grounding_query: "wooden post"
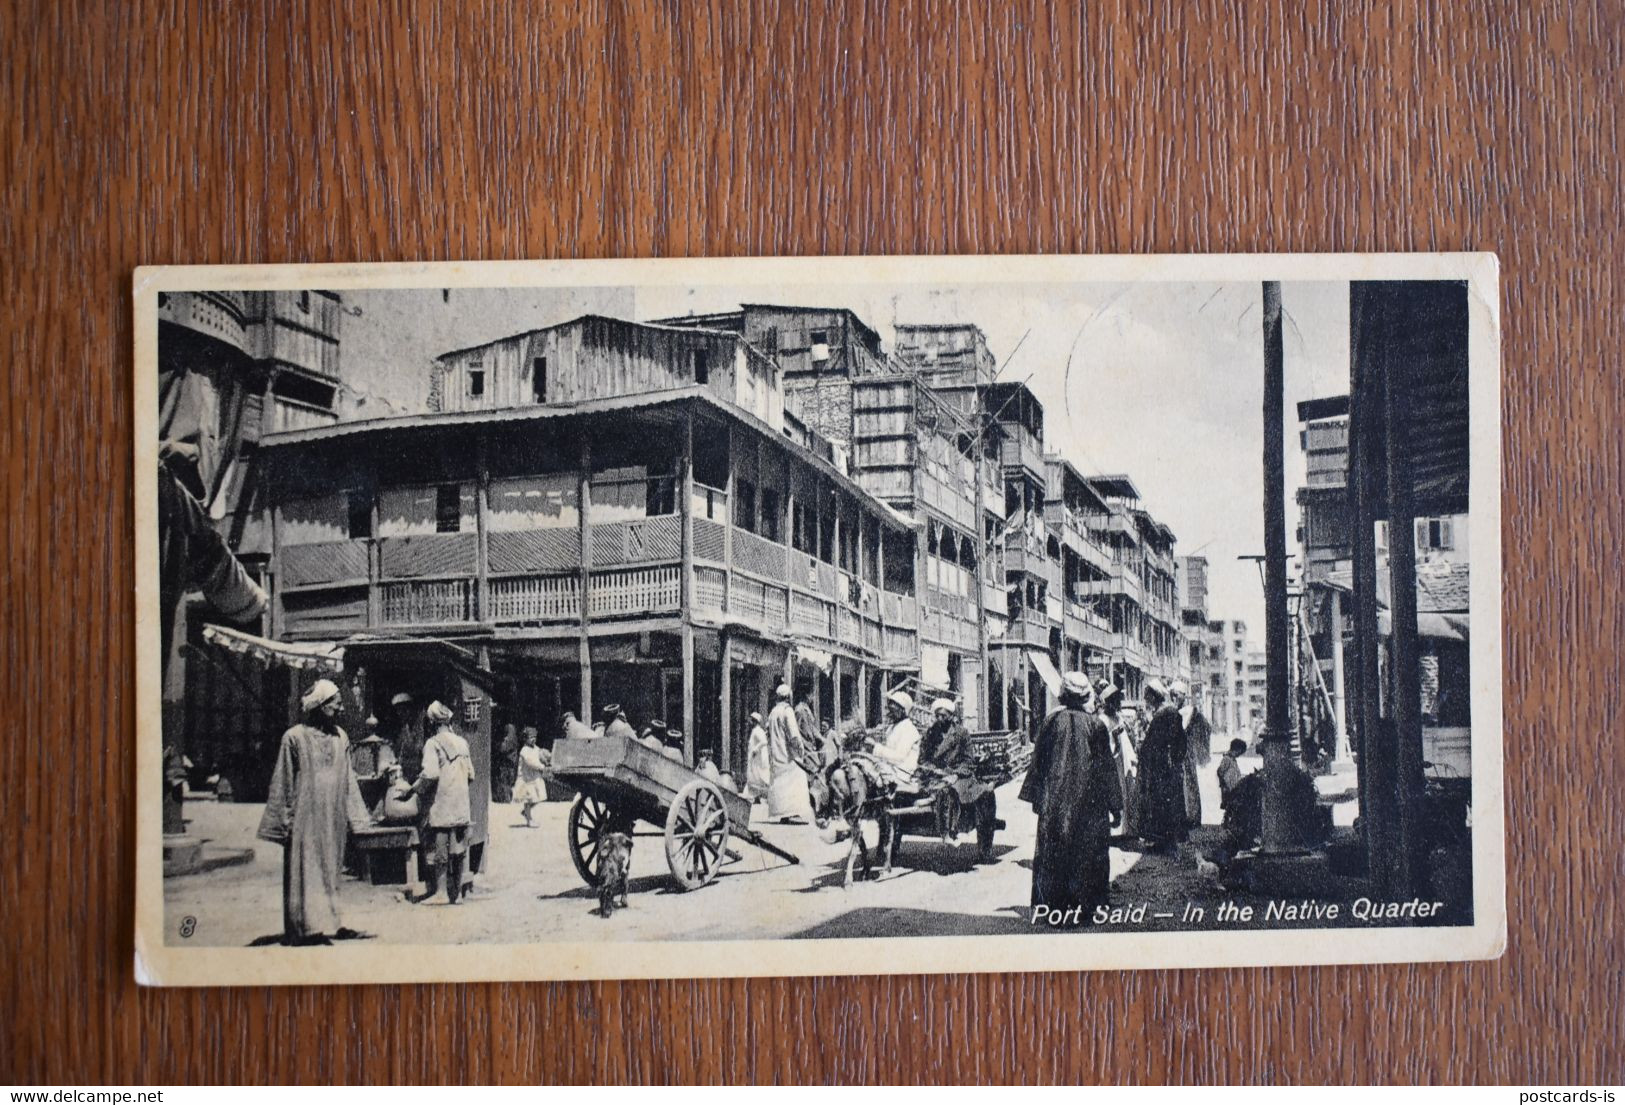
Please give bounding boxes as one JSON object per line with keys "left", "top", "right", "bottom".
{"left": 1259, "top": 280, "right": 1298, "bottom": 853}
{"left": 578, "top": 431, "right": 593, "bottom": 719}
{"left": 1328, "top": 586, "right": 1350, "bottom": 763}
{"left": 681, "top": 408, "right": 697, "bottom": 763}
{"left": 719, "top": 631, "right": 732, "bottom": 773}
{"left": 1384, "top": 339, "right": 1424, "bottom": 898}
{"left": 268, "top": 503, "right": 283, "bottom": 639}
{"left": 367, "top": 476, "right": 381, "bottom": 628}
{"left": 723, "top": 422, "right": 735, "bottom": 615}
{"left": 475, "top": 434, "right": 490, "bottom": 624}
{"left": 1350, "top": 285, "right": 1390, "bottom": 886}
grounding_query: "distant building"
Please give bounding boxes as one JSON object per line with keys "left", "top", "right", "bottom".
{"left": 1207, "top": 618, "right": 1251, "bottom": 736}
{"left": 1178, "top": 555, "right": 1214, "bottom": 705}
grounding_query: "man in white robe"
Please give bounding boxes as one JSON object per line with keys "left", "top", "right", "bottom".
{"left": 256, "top": 679, "right": 373, "bottom": 945}
{"left": 766, "top": 684, "right": 811, "bottom": 822}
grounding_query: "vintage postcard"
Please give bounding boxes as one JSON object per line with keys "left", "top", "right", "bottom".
{"left": 133, "top": 253, "right": 1503, "bottom": 985}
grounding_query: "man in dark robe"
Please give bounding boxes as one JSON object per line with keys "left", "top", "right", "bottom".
{"left": 256, "top": 679, "right": 373, "bottom": 944}
{"left": 1137, "top": 680, "right": 1189, "bottom": 851}
{"left": 1018, "top": 673, "right": 1123, "bottom": 919}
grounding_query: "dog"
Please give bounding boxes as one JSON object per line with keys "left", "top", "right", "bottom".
{"left": 596, "top": 831, "right": 633, "bottom": 917}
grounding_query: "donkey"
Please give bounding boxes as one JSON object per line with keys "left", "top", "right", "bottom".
{"left": 807, "top": 757, "right": 897, "bottom": 888}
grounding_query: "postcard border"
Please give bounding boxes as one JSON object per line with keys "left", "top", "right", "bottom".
{"left": 133, "top": 252, "right": 1504, "bottom": 986}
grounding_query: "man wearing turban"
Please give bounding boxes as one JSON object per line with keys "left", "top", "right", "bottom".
{"left": 407, "top": 700, "right": 477, "bottom": 904}
{"left": 765, "top": 684, "right": 812, "bottom": 822}
{"left": 256, "top": 678, "right": 373, "bottom": 944}
{"left": 1019, "top": 672, "right": 1123, "bottom": 918}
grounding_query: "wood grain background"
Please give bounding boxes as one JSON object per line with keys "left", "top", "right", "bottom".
{"left": 3, "top": 0, "right": 1620, "bottom": 1085}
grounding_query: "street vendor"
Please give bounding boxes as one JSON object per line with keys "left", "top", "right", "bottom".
{"left": 388, "top": 691, "right": 425, "bottom": 783}
{"left": 867, "top": 690, "right": 921, "bottom": 783}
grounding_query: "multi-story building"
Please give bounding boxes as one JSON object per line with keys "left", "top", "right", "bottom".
{"left": 1245, "top": 647, "right": 1269, "bottom": 736}
{"left": 1177, "top": 555, "right": 1215, "bottom": 703}
{"left": 654, "top": 306, "right": 993, "bottom": 727}
{"left": 250, "top": 317, "right": 922, "bottom": 794}
{"left": 1207, "top": 618, "right": 1251, "bottom": 736}
{"left": 160, "top": 290, "right": 346, "bottom": 805}
{"left": 1044, "top": 456, "right": 1117, "bottom": 677}
{"left": 981, "top": 381, "right": 1063, "bottom": 728}
{"left": 846, "top": 373, "right": 992, "bottom": 727}
{"left": 653, "top": 304, "right": 889, "bottom": 453}
{"left": 1078, "top": 475, "right": 1182, "bottom": 697}
{"left": 1297, "top": 393, "right": 1470, "bottom": 765}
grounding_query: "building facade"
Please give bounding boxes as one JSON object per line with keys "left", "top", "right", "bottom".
{"left": 252, "top": 318, "right": 922, "bottom": 784}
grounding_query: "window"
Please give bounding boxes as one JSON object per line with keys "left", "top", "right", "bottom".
{"left": 759, "top": 488, "right": 781, "bottom": 541}
{"left": 346, "top": 490, "right": 372, "bottom": 540}
{"left": 436, "top": 484, "right": 462, "bottom": 533}
{"left": 468, "top": 365, "right": 485, "bottom": 398}
{"left": 692, "top": 350, "right": 709, "bottom": 385}
{"left": 1417, "top": 517, "right": 1455, "bottom": 551}
{"left": 734, "top": 480, "right": 757, "bottom": 532}
{"left": 761, "top": 327, "right": 779, "bottom": 353}
{"left": 809, "top": 329, "right": 829, "bottom": 346}
{"left": 488, "top": 474, "right": 579, "bottom": 531}
{"left": 532, "top": 357, "right": 547, "bottom": 402}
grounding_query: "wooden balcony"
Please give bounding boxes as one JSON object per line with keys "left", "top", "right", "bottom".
{"left": 274, "top": 507, "right": 921, "bottom": 670}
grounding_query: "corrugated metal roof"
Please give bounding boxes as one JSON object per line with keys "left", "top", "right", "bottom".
{"left": 258, "top": 387, "right": 918, "bottom": 531}
{"left": 432, "top": 313, "right": 751, "bottom": 363}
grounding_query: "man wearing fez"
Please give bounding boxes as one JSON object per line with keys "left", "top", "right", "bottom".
{"left": 1019, "top": 672, "right": 1123, "bottom": 920}
{"left": 601, "top": 704, "right": 637, "bottom": 741}
{"left": 256, "top": 678, "right": 373, "bottom": 945}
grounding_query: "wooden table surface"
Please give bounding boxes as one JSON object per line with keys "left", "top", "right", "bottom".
{"left": 3, "top": 0, "right": 1620, "bottom": 1085}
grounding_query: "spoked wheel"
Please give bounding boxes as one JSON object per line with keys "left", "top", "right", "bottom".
{"left": 567, "top": 793, "right": 619, "bottom": 886}
{"left": 664, "top": 780, "right": 730, "bottom": 890}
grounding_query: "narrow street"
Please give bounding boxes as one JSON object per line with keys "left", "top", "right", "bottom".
{"left": 162, "top": 756, "right": 1412, "bottom": 949}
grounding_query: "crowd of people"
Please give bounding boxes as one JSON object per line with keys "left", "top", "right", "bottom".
{"left": 254, "top": 680, "right": 479, "bottom": 945}
{"left": 251, "top": 668, "right": 1236, "bottom": 945}
{"left": 1020, "top": 673, "right": 1229, "bottom": 921}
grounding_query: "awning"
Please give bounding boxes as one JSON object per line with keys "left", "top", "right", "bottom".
{"left": 796, "top": 645, "right": 834, "bottom": 675}
{"left": 1027, "top": 650, "right": 1062, "bottom": 697}
{"left": 1378, "top": 611, "right": 1469, "bottom": 641}
{"left": 201, "top": 624, "right": 345, "bottom": 673}
{"left": 921, "top": 644, "right": 952, "bottom": 688}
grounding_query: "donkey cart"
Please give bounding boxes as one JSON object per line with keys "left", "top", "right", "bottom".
{"left": 883, "top": 730, "right": 1032, "bottom": 864}
{"left": 550, "top": 734, "right": 799, "bottom": 890}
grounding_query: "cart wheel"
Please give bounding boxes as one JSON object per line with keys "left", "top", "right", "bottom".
{"left": 665, "top": 780, "right": 730, "bottom": 890}
{"left": 567, "top": 793, "right": 617, "bottom": 887}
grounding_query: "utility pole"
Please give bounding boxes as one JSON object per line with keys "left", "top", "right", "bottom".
{"left": 1259, "top": 281, "right": 1299, "bottom": 853}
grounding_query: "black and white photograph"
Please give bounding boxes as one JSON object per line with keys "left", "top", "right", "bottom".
{"left": 135, "top": 254, "right": 1502, "bottom": 984}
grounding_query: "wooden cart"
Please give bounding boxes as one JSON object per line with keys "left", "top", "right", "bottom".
{"left": 550, "top": 735, "right": 799, "bottom": 890}
{"left": 883, "top": 730, "right": 1030, "bottom": 863}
